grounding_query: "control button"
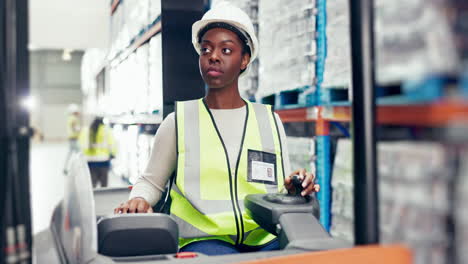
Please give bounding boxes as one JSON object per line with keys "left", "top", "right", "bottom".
{"left": 175, "top": 252, "right": 198, "bottom": 259}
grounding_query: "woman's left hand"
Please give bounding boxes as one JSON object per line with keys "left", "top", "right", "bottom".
{"left": 284, "top": 168, "right": 320, "bottom": 196}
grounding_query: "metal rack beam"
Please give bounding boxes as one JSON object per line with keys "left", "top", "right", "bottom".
{"left": 275, "top": 101, "right": 468, "bottom": 126}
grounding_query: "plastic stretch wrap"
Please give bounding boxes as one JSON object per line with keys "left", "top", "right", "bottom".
{"left": 286, "top": 136, "right": 316, "bottom": 175}
{"left": 149, "top": 34, "right": 163, "bottom": 113}
{"left": 331, "top": 139, "right": 451, "bottom": 264}
{"left": 324, "top": 0, "right": 458, "bottom": 89}
{"left": 455, "top": 147, "right": 468, "bottom": 264}
{"left": 258, "top": 0, "right": 317, "bottom": 98}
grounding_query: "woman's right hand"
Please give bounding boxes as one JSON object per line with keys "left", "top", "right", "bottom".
{"left": 114, "top": 197, "right": 153, "bottom": 214}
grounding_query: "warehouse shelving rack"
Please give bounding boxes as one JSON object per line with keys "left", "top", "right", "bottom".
{"left": 108, "top": 17, "right": 162, "bottom": 68}
{"left": 276, "top": 98, "right": 468, "bottom": 235}
{"left": 275, "top": 0, "right": 468, "bottom": 245}
{"left": 106, "top": 0, "right": 207, "bottom": 125}
{"left": 276, "top": 101, "right": 468, "bottom": 126}
{"left": 105, "top": 0, "right": 468, "bottom": 247}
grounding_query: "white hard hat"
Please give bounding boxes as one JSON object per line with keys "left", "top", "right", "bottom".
{"left": 68, "top": 104, "right": 80, "bottom": 113}
{"left": 192, "top": 1, "right": 258, "bottom": 77}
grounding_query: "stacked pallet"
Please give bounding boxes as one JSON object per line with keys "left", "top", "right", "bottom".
{"left": 331, "top": 139, "right": 452, "bottom": 264}
{"left": 324, "top": 0, "right": 458, "bottom": 90}
{"left": 109, "top": 0, "right": 160, "bottom": 61}
{"left": 81, "top": 0, "right": 163, "bottom": 184}
{"left": 258, "top": 0, "right": 317, "bottom": 98}
{"left": 375, "top": 0, "right": 458, "bottom": 84}
{"left": 455, "top": 148, "right": 468, "bottom": 264}
{"left": 80, "top": 49, "right": 108, "bottom": 115}
{"left": 323, "top": 0, "right": 351, "bottom": 89}
{"left": 286, "top": 136, "right": 316, "bottom": 175}
{"left": 148, "top": 34, "right": 163, "bottom": 113}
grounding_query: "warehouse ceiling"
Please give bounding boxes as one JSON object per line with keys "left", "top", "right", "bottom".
{"left": 28, "top": 0, "right": 109, "bottom": 50}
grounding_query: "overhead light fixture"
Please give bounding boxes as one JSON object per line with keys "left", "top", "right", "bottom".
{"left": 62, "top": 49, "right": 73, "bottom": 61}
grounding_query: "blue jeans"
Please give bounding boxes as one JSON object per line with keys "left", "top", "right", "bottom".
{"left": 179, "top": 239, "right": 279, "bottom": 256}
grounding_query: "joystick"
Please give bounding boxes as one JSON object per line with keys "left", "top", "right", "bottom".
{"left": 263, "top": 175, "right": 311, "bottom": 205}
{"left": 291, "top": 175, "right": 304, "bottom": 196}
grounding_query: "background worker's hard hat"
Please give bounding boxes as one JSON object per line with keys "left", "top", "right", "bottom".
{"left": 68, "top": 104, "right": 80, "bottom": 113}
{"left": 192, "top": 1, "right": 259, "bottom": 77}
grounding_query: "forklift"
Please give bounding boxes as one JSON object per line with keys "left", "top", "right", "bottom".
{"left": 1, "top": 0, "right": 412, "bottom": 263}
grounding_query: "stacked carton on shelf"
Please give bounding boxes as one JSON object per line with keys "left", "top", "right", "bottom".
{"left": 331, "top": 139, "right": 452, "bottom": 264}
{"left": 324, "top": 0, "right": 459, "bottom": 90}
{"left": 374, "top": 0, "right": 458, "bottom": 84}
{"left": 81, "top": 49, "right": 108, "bottom": 116}
{"left": 323, "top": 0, "right": 351, "bottom": 89}
{"left": 258, "top": 0, "right": 317, "bottom": 98}
{"left": 82, "top": 0, "right": 164, "bottom": 185}
{"left": 133, "top": 45, "right": 150, "bottom": 114}
{"left": 456, "top": 148, "right": 468, "bottom": 264}
{"left": 286, "top": 136, "right": 316, "bottom": 175}
{"left": 148, "top": 34, "right": 163, "bottom": 113}
{"left": 329, "top": 139, "right": 353, "bottom": 242}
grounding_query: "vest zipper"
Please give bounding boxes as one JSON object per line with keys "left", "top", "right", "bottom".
{"left": 202, "top": 99, "right": 248, "bottom": 245}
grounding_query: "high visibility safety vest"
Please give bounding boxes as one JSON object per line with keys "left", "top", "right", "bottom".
{"left": 79, "top": 124, "right": 116, "bottom": 162}
{"left": 171, "top": 99, "right": 285, "bottom": 248}
{"left": 67, "top": 115, "right": 81, "bottom": 140}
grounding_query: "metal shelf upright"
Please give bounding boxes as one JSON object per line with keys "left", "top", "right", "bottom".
{"left": 313, "top": 0, "right": 331, "bottom": 231}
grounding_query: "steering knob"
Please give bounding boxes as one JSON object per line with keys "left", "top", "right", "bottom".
{"left": 291, "top": 175, "right": 304, "bottom": 196}
{"left": 262, "top": 175, "right": 310, "bottom": 205}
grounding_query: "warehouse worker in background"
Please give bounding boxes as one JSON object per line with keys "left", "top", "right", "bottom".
{"left": 114, "top": 1, "right": 319, "bottom": 255}
{"left": 79, "top": 116, "right": 116, "bottom": 188}
{"left": 63, "top": 104, "right": 81, "bottom": 174}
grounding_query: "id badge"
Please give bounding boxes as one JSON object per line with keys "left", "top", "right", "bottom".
{"left": 247, "top": 149, "right": 277, "bottom": 185}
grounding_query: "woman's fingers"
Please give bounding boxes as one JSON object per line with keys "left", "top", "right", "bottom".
{"left": 302, "top": 171, "right": 314, "bottom": 188}
{"left": 314, "top": 184, "right": 320, "bottom": 192}
{"left": 297, "top": 168, "right": 306, "bottom": 181}
{"left": 114, "top": 204, "right": 123, "bottom": 214}
{"left": 121, "top": 201, "right": 130, "bottom": 213}
{"left": 114, "top": 198, "right": 151, "bottom": 214}
{"left": 301, "top": 172, "right": 320, "bottom": 196}
{"left": 285, "top": 168, "right": 310, "bottom": 195}
{"left": 286, "top": 170, "right": 318, "bottom": 196}
{"left": 137, "top": 200, "right": 147, "bottom": 213}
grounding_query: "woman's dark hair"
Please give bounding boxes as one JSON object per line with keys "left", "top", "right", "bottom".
{"left": 89, "top": 117, "right": 104, "bottom": 150}
{"left": 198, "top": 22, "right": 252, "bottom": 74}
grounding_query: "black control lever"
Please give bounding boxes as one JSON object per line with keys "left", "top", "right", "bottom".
{"left": 290, "top": 175, "right": 304, "bottom": 196}
{"left": 263, "top": 175, "right": 311, "bottom": 205}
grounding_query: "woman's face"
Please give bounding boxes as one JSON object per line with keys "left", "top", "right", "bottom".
{"left": 199, "top": 27, "right": 250, "bottom": 89}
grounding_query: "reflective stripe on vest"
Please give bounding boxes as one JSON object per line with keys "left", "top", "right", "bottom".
{"left": 171, "top": 99, "right": 284, "bottom": 248}
{"left": 80, "top": 125, "right": 113, "bottom": 160}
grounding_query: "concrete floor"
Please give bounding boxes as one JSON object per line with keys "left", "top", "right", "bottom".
{"left": 30, "top": 140, "right": 127, "bottom": 234}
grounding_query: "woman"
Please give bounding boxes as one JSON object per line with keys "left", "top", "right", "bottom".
{"left": 79, "top": 116, "right": 116, "bottom": 188}
{"left": 115, "top": 1, "right": 319, "bottom": 255}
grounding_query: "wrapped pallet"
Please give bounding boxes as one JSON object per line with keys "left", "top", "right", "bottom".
{"left": 324, "top": 0, "right": 459, "bottom": 89}
{"left": 331, "top": 139, "right": 452, "bottom": 264}
{"left": 286, "top": 136, "right": 316, "bottom": 176}
{"left": 455, "top": 147, "right": 468, "bottom": 264}
{"left": 258, "top": 0, "right": 317, "bottom": 98}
